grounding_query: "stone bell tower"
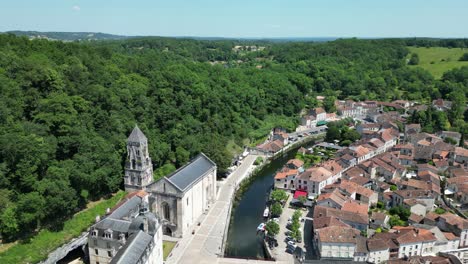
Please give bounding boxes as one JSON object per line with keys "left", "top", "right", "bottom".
{"left": 124, "top": 125, "right": 154, "bottom": 192}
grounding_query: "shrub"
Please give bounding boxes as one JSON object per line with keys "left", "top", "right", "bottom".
{"left": 266, "top": 221, "right": 280, "bottom": 236}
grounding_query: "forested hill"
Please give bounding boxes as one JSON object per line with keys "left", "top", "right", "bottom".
{"left": 6, "top": 30, "right": 130, "bottom": 41}
{"left": 0, "top": 34, "right": 466, "bottom": 242}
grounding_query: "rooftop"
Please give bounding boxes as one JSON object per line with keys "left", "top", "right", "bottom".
{"left": 165, "top": 153, "right": 216, "bottom": 192}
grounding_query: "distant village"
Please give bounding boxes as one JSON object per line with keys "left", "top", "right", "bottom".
{"left": 255, "top": 96, "right": 468, "bottom": 263}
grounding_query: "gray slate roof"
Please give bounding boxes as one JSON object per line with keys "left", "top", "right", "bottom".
{"left": 166, "top": 153, "right": 216, "bottom": 192}
{"left": 110, "top": 230, "right": 153, "bottom": 264}
{"left": 95, "top": 218, "right": 132, "bottom": 233}
{"left": 108, "top": 196, "right": 141, "bottom": 220}
{"left": 127, "top": 125, "right": 147, "bottom": 143}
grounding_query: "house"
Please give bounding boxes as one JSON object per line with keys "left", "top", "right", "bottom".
{"left": 370, "top": 212, "right": 390, "bottom": 229}
{"left": 296, "top": 166, "right": 335, "bottom": 197}
{"left": 310, "top": 107, "right": 327, "bottom": 122}
{"left": 274, "top": 168, "right": 299, "bottom": 190}
{"left": 88, "top": 191, "right": 163, "bottom": 264}
{"left": 393, "top": 144, "right": 415, "bottom": 166}
{"left": 405, "top": 124, "right": 421, "bottom": 138}
{"left": 408, "top": 213, "right": 425, "bottom": 225}
{"left": 392, "top": 190, "right": 435, "bottom": 212}
{"left": 438, "top": 131, "right": 462, "bottom": 145}
{"left": 432, "top": 99, "right": 453, "bottom": 111}
{"left": 315, "top": 226, "right": 361, "bottom": 260}
{"left": 316, "top": 189, "right": 347, "bottom": 209}
{"left": 314, "top": 205, "right": 369, "bottom": 231}
{"left": 436, "top": 213, "right": 468, "bottom": 248}
{"left": 402, "top": 199, "right": 427, "bottom": 216}
{"left": 367, "top": 238, "right": 390, "bottom": 263}
{"left": 286, "top": 159, "right": 304, "bottom": 170}
{"left": 454, "top": 147, "right": 468, "bottom": 165}
{"left": 328, "top": 179, "right": 378, "bottom": 206}
{"left": 393, "top": 226, "right": 437, "bottom": 259}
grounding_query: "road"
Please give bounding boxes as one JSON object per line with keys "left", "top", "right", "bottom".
{"left": 165, "top": 154, "right": 261, "bottom": 264}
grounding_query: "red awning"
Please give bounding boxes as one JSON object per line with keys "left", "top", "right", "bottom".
{"left": 294, "top": 190, "right": 307, "bottom": 199}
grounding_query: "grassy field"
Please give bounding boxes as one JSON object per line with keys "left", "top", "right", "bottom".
{"left": 0, "top": 191, "right": 126, "bottom": 264}
{"left": 163, "top": 241, "right": 176, "bottom": 260}
{"left": 408, "top": 47, "right": 468, "bottom": 79}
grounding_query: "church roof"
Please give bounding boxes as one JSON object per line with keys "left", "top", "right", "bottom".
{"left": 166, "top": 153, "right": 216, "bottom": 192}
{"left": 127, "top": 125, "right": 147, "bottom": 143}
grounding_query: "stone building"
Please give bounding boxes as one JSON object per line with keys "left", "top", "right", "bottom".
{"left": 123, "top": 125, "right": 217, "bottom": 238}
{"left": 88, "top": 191, "right": 163, "bottom": 264}
{"left": 124, "top": 126, "right": 154, "bottom": 191}
{"left": 147, "top": 153, "right": 217, "bottom": 237}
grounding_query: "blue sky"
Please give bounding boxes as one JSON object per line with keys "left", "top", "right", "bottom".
{"left": 1, "top": 0, "right": 467, "bottom": 38}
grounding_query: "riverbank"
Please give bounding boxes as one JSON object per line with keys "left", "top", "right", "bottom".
{"left": 224, "top": 133, "right": 323, "bottom": 260}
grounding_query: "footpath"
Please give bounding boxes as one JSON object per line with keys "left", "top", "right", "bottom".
{"left": 165, "top": 154, "right": 261, "bottom": 264}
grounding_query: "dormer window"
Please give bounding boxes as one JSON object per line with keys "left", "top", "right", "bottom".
{"left": 104, "top": 230, "right": 112, "bottom": 239}
{"left": 91, "top": 229, "right": 98, "bottom": 237}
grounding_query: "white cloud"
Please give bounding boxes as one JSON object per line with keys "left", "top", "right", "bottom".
{"left": 72, "top": 5, "right": 80, "bottom": 11}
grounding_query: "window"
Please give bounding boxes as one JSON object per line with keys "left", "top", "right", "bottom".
{"left": 284, "top": 184, "right": 287, "bottom": 188}
{"left": 91, "top": 230, "right": 98, "bottom": 237}
{"left": 186, "top": 198, "right": 189, "bottom": 206}
{"left": 93, "top": 239, "right": 97, "bottom": 246}
{"left": 95, "top": 249, "right": 99, "bottom": 255}
{"left": 108, "top": 251, "right": 113, "bottom": 257}
{"left": 107, "top": 242, "right": 111, "bottom": 249}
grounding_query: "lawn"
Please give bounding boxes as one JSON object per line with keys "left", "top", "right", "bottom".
{"left": 163, "top": 241, "right": 177, "bottom": 260}
{"left": 408, "top": 47, "right": 468, "bottom": 79}
{"left": 0, "top": 191, "right": 126, "bottom": 264}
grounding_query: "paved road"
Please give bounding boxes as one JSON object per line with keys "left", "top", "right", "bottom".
{"left": 165, "top": 154, "right": 260, "bottom": 264}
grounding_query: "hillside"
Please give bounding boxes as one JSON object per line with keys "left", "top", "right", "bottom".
{"left": 408, "top": 46, "right": 468, "bottom": 78}
{"left": 5, "top": 30, "right": 130, "bottom": 41}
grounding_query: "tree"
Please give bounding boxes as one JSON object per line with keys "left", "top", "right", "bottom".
{"left": 389, "top": 205, "right": 411, "bottom": 221}
{"left": 408, "top": 53, "right": 420, "bottom": 65}
{"left": 326, "top": 126, "right": 341, "bottom": 142}
{"left": 323, "top": 96, "right": 337, "bottom": 113}
{"left": 265, "top": 221, "right": 280, "bottom": 236}
{"left": 0, "top": 206, "right": 19, "bottom": 241}
{"left": 271, "top": 189, "right": 288, "bottom": 202}
{"left": 389, "top": 215, "right": 406, "bottom": 227}
{"left": 459, "top": 53, "right": 468, "bottom": 61}
{"left": 271, "top": 202, "right": 283, "bottom": 217}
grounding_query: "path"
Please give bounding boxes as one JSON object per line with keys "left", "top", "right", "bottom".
{"left": 165, "top": 154, "right": 260, "bottom": 264}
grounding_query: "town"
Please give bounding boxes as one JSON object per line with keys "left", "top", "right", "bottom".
{"left": 75, "top": 96, "right": 468, "bottom": 264}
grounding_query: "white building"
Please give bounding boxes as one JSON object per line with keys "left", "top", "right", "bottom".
{"left": 316, "top": 226, "right": 359, "bottom": 260}
{"left": 147, "top": 153, "right": 217, "bottom": 237}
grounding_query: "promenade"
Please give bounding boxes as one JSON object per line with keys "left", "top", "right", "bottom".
{"left": 165, "top": 154, "right": 261, "bottom": 264}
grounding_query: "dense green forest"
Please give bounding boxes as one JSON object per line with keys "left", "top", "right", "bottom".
{"left": 0, "top": 34, "right": 466, "bottom": 241}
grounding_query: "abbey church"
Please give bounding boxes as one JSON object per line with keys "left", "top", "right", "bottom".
{"left": 124, "top": 125, "right": 217, "bottom": 237}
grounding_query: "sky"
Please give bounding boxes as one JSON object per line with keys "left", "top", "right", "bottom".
{"left": 1, "top": 0, "right": 467, "bottom": 38}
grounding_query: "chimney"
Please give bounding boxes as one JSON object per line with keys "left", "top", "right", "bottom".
{"left": 95, "top": 215, "right": 101, "bottom": 223}
{"left": 143, "top": 217, "right": 148, "bottom": 232}
{"left": 106, "top": 207, "right": 110, "bottom": 214}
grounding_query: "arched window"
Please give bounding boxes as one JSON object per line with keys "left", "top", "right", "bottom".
{"left": 132, "top": 159, "right": 136, "bottom": 169}
{"left": 162, "top": 202, "right": 170, "bottom": 220}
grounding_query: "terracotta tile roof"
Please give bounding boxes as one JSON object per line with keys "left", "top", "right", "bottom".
{"left": 274, "top": 168, "right": 298, "bottom": 180}
{"left": 439, "top": 213, "right": 468, "bottom": 230}
{"left": 321, "top": 160, "right": 343, "bottom": 174}
{"left": 313, "top": 216, "right": 350, "bottom": 229}
{"left": 408, "top": 213, "right": 424, "bottom": 223}
{"left": 367, "top": 238, "right": 390, "bottom": 251}
{"left": 317, "top": 189, "right": 347, "bottom": 207}
{"left": 344, "top": 167, "right": 368, "bottom": 179}
{"left": 300, "top": 166, "right": 333, "bottom": 182}
{"left": 286, "top": 159, "right": 304, "bottom": 169}
{"left": 342, "top": 200, "right": 369, "bottom": 216}
{"left": 371, "top": 212, "right": 388, "bottom": 222}
{"left": 314, "top": 205, "right": 369, "bottom": 225}
{"left": 316, "top": 226, "right": 360, "bottom": 243}
{"left": 455, "top": 147, "right": 468, "bottom": 157}
{"left": 394, "top": 143, "right": 414, "bottom": 150}
{"left": 446, "top": 176, "right": 468, "bottom": 185}
{"left": 394, "top": 189, "right": 435, "bottom": 200}
{"left": 349, "top": 175, "right": 371, "bottom": 186}
{"left": 352, "top": 145, "right": 371, "bottom": 158}
{"left": 380, "top": 128, "right": 397, "bottom": 142}
{"left": 393, "top": 226, "right": 437, "bottom": 244}
{"left": 443, "top": 232, "right": 459, "bottom": 241}
{"left": 424, "top": 211, "right": 440, "bottom": 221}
{"left": 403, "top": 199, "right": 425, "bottom": 207}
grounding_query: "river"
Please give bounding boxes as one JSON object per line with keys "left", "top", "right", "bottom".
{"left": 224, "top": 141, "right": 315, "bottom": 259}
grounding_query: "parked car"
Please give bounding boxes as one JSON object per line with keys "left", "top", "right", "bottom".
{"left": 285, "top": 230, "right": 293, "bottom": 236}
{"left": 287, "top": 240, "right": 296, "bottom": 247}
{"left": 285, "top": 236, "right": 296, "bottom": 242}
{"left": 286, "top": 247, "right": 294, "bottom": 254}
